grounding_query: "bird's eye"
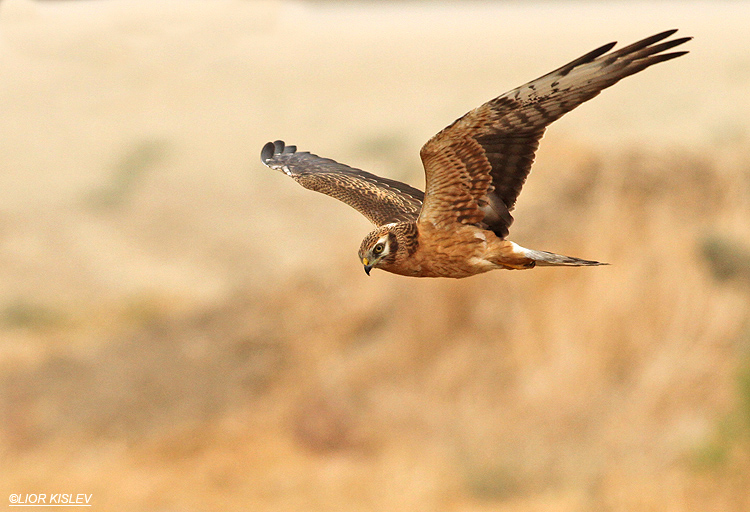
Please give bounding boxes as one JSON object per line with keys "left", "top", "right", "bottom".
{"left": 373, "top": 243, "right": 385, "bottom": 255}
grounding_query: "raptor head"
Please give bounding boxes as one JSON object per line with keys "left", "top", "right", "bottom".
{"left": 358, "top": 225, "right": 399, "bottom": 276}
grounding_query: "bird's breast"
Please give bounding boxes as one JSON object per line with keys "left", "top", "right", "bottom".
{"left": 403, "top": 224, "right": 498, "bottom": 278}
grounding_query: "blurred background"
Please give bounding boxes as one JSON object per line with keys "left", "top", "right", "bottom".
{"left": 1, "top": 0, "right": 749, "bottom": 510}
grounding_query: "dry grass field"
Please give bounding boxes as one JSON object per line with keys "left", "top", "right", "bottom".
{"left": 1, "top": 0, "right": 749, "bottom": 510}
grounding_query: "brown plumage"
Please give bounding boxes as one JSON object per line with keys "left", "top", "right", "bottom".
{"left": 261, "top": 30, "right": 690, "bottom": 278}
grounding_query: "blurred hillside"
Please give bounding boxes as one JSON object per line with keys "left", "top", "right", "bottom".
{"left": 1, "top": 1, "right": 749, "bottom": 511}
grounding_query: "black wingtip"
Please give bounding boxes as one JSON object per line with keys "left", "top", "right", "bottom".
{"left": 632, "top": 29, "right": 680, "bottom": 49}
{"left": 261, "top": 140, "right": 298, "bottom": 164}
{"left": 558, "top": 41, "right": 617, "bottom": 76}
{"left": 654, "top": 51, "right": 691, "bottom": 63}
{"left": 656, "top": 28, "right": 680, "bottom": 39}
{"left": 607, "top": 29, "right": 690, "bottom": 61}
{"left": 261, "top": 141, "right": 276, "bottom": 163}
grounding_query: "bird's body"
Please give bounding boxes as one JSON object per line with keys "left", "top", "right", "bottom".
{"left": 363, "top": 222, "right": 516, "bottom": 278}
{"left": 261, "top": 30, "right": 690, "bottom": 278}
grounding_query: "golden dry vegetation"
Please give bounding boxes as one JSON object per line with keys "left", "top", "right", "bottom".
{"left": 1, "top": 1, "right": 749, "bottom": 511}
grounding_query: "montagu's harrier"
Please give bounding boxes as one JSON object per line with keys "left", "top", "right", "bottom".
{"left": 262, "top": 30, "right": 690, "bottom": 278}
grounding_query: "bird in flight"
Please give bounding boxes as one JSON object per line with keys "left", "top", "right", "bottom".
{"left": 261, "top": 30, "right": 690, "bottom": 278}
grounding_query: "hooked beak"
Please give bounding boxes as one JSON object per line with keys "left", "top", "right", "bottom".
{"left": 362, "top": 257, "right": 373, "bottom": 276}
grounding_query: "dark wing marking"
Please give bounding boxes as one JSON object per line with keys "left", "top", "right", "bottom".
{"left": 418, "top": 29, "right": 691, "bottom": 237}
{"left": 261, "top": 140, "right": 424, "bottom": 226}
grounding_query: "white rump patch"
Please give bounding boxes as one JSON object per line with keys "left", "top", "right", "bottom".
{"left": 281, "top": 165, "right": 294, "bottom": 176}
{"left": 510, "top": 241, "right": 531, "bottom": 257}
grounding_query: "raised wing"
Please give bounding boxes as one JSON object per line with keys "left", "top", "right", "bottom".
{"left": 261, "top": 140, "right": 424, "bottom": 227}
{"left": 418, "top": 29, "right": 691, "bottom": 238}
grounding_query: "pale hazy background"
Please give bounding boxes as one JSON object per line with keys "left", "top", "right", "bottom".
{"left": 1, "top": 1, "right": 749, "bottom": 511}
